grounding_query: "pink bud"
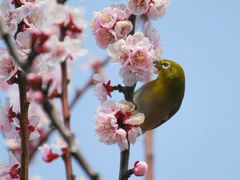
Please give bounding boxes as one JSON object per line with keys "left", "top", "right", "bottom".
{"left": 133, "top": 161, "right": 148, "bottom": 176}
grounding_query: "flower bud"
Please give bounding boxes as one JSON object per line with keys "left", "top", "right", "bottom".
{"left": 133, "top": 161, "right": 148, "bottom": 176}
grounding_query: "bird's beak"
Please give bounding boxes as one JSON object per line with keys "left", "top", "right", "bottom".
{"left": 153, "top": 60, "right": 161, "bottom": 69}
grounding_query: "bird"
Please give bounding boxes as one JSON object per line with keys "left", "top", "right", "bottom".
{"left": 133, "top": 59, "right": 185, "bottom": 133}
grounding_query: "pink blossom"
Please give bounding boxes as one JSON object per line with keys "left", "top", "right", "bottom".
{"left": 98, "top": 7, "right": 118, "bottom": 29}
{"left": 111, "top": 4, "right": 131, "bottom": 20}
{"left": 119, "top": 65, "right": 151, "bottom": 86}
{"left": 114, "top": 20, "right": 133, "bottom": 39}
{"left": 0, "top": 0, "right": 20, "bottom": 35}
{"left": 133, "top": 161, "right": 148, "bottom": 176}
{"left": 107, "top": 32, "right": 157, "bottom": 86}
{"left": 92, "top": 4, "right": 132, "bottom": 49}
{"left": 147, "top": 0, "right": 170, "bottom": 19}
{"left": 0, "top": 49, "right": 18, "bottom": 81}
{"left": 107, "top": 39, "right": 130, "bottom": 64}
{"left": 39, "top": 144, "right": 59, "bottom": 163}
{"left": 95, "top": 100, "right": 144, "bottom": 151}
{"left": 93, "top": 73, "right": 113, "bottom": 103}
{"left": 18, "top": 1, "right": 48, "bottom": 29}
{"left": 95, "top": 28, "right": 116, "bottom": 49}
{"left": 129, "top": 47, "right": 151, "bottom": 70}
{"left": 0, "top": 152, "right": 20, "bottom": 179}
{"left": 128, "top": 0, "right": 150, "bottom": 15}
{"left": 48, "top": 3, "right": 86, "bottom": 38}
{"left": 43, "top": 35, "right": 87, "bottom": 62}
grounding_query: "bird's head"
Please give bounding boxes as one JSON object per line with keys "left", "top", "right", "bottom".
{"left": 153, "top": 59, "right": 185, "bottom": 84}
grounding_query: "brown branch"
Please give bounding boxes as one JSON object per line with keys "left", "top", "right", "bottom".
{"left": 60, "top": 61, "right": 74, "bottom": 180}
{"left": 17, "top": 70, "right": 29, "bottom": 180}
{"left": 69, "top": 57, "right": 110, "bottom": 110}
{"left": 145, "top": 131, "right": 154, "bottom": 180}
{"left": 42, "top": 99, "right": 99, "bottom": 180}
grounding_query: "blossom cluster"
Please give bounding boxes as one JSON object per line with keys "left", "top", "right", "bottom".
{"left": 92, "top": 0, "right": 169, "bottom": 154}
{"left": 91, "top": 0, "right": 165, "bottom": 86}
{"left": 0, "top": 0, "right": 87, "bottom": 87}
{"left": 0, "top": 0, "right": 88, "bottom": 172}
{"left": 95, "top": 100, "right": 144, "bottom": 151}
{"left": 92, "top": 4, "right": 132, "bottom": 48}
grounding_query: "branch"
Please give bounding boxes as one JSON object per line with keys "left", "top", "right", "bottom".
{"left": 42, "top": 99, "right": 99, "bottom": 180}
{"left": 60, "top": 61, "right": 74, "bottom": 180}
{"left": 17, "top": 70, "right": 30, "bottom": 180}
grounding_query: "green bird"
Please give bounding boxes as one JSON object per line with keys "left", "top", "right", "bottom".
{"left": 133, "top": 59, "right": 185, "bottom": 133}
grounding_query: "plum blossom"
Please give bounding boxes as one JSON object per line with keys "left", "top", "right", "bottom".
{"left": 93, "top": 73, "right": 114, "bottom": 103}
{"left": 0, "top": 0, "right": 21, "bottom": 35}
{"left": 128, "top": 0, "right": 170, "bottom": 19}
{"left": 133, "top": 161, "right": 148, "bottom": 176}
{"left": 92, "top": 4, "right": 132, "bottom": 48}
{"left": 128, "top": 0, "right": 150, "bottom": 15}
{"left": 95, "top": 100, "right": 144, "bottom": 151}
{"left": 43, "top": 35, "right": 87, "bottom": 63}
{"left": 0, "top": 152, "right": 20, "bottom": 180}
{"left": 39, "top": 144, "right": 59, "bottom": 163}
{"left": 47, "top": 2, "right": 87, "bottom": 37}
{"left": 147, "top": 0, "right": 170, "bottom": 19}
{"left": 107, "top": 32, "right": 157, "bottom": 86}
{"left": 0, "top": 49, "right": 18, "bottom": 82}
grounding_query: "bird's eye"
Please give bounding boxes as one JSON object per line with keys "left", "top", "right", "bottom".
{"left": 161, "top": 62, "right": 171, "bottom": 69}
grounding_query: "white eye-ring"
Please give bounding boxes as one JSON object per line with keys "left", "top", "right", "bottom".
{"left": 162, "top": 62, "right": 171, "bottom": 69}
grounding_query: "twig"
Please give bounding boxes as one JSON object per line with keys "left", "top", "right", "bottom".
{"left": 69, "top": 57, "right": 110, "bottom": 110}
{"left": 42, "top": 99, "right": 99, "bottom": 180}
{"left": 60, "top": 61, "right": 74, "bottom": 180}
{"left": 17, "top": 70, "right": 30, "bottom": 180}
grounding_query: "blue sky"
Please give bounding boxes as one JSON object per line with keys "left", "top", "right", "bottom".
{"left": 1, "top": 0, "right": 240, "bottom": 179}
